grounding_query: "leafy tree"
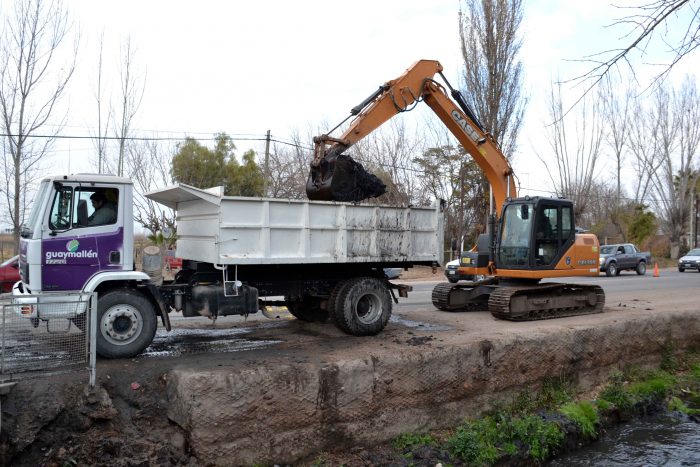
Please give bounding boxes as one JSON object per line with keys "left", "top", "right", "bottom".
{"left": 414, "top": 145, "right": 486, "bottom": 253}
{"left": 230, "top": 150, "right": 264, "bottom": 197}
{"left": 626, "top": 204, "right": 657, "bottom": 247}
{"left": 171, "top": 133, "right": 264, "bottom": 196}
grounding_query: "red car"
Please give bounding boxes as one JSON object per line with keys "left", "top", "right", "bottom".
{"left": 0, "top": 255, "right": 20, "bottom": 293}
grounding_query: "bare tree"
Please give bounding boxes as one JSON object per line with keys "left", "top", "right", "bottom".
{"left": 628, "top": 97, "right": 663, "bottom": 203}
{"left": 459, "top": 0, "right": 526, "bottom": 159}
{"left": 93, "top": 32, "right": 111, "bottom": 174}
{"left": 125, "top": 137, "right": 176, "bottom": 237}
{"left": 266, "top": 129, "right": 315, "bottom": 199}
{"left": 649, "top": 77, "right": 700, "bottom": 257}
{"left": 600, "top": 74, "right": 633, "bottom": 202}
{"left": 0, "top": 0, "right": 77, "bottom": 250}
{"left": 537, "top": 82, "right": 605, "bottom": 222}
{"left": 351, "top": 118, "right": 423, "bottom": 205}
{"left": 114, "top": 37, "right": 145, "bottom": 176}
{"left": 572, "top": 1, "right": 699, "bottom": 99}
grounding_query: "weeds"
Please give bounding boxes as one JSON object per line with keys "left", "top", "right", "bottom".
{"left": 559, "top": 401, "right": 599, "bottom": 439}
{"left": 392, "top": 432, "right": 437, "bottom": 451}
{"left": 447, "top": 414, "right": 564, "bottom": 464}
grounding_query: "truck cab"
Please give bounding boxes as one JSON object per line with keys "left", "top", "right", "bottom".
{"left": 19, "top": 174, "right": 136, "bottom": 292}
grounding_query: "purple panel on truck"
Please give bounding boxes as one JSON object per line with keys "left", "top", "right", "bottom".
{"left": 42, "top": 228, "right": 124, "bottom": 291}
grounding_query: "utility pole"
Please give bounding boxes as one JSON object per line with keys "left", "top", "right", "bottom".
{"left": 264, "top": 130, "right": 271, "bottom": 196}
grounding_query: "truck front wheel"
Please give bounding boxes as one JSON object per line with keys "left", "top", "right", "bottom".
{"left": 605, "top": 262, "right": 618, "bottom": 277}
{"left": 97, "top": 290, "right": 157, "bottom": 359}
{"left": 333, "top": 277, "right": 392, "bottom": 336}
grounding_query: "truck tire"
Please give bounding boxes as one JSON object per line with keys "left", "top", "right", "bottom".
{"left": 285, "top": 296, "right": 328, "bottom": 322}
{"left": 636, "top": 261, "right": 647, "bottom": 275}
{"left": 605, "top": 262, "right": 618, "bottom": 277}
{"left": 97, "top": 289, "right": 158, "bottom": 359}
{"left": 448, "top": 277, "right": 459, "bottom": 283}
{"left": 333, "top": 277, "right": 392, "bottom": 336}
{"left": 327, "top": 279, "right": 356, "bottom": 333}
{"left": 678, "top": 266, "right": 685, "bottom": 272}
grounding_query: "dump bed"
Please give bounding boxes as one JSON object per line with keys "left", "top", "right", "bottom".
{"left": 146, "top": 184, "right": 444, "bottom": 266}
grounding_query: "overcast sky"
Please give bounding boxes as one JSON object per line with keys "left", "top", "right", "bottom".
{"left": 41, "top": 0, "right": 699, "bottom": 196}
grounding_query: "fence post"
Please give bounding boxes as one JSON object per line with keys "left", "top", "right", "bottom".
{"left": 89, "top": 292, "right": 97, "bottom": 388}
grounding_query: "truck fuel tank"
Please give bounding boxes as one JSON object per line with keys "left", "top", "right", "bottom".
{"left": 183, "top": 284, "right": 259, "bottom": 318}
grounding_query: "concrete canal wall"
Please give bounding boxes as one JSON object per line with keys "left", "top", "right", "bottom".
{"left": 166, "top": 308, "right": 700, "bottom": 465}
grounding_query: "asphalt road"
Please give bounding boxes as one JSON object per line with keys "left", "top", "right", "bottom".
{"left": 140, "top": 267, "right": 696, "bottom": 359}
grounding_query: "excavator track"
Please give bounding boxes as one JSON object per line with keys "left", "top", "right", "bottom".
{"left": 488, "top": 283, "right": 605, "bottom": 321}
{"left": 431, "top": 282, "right": 491, "bottom": 312}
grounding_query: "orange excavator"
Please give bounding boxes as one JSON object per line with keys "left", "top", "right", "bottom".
{"left": 306, "top": 59, "right": 604, "bottom": 321}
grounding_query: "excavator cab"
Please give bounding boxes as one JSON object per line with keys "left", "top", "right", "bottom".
{"left": 496, "top": 197, "right": 576, "bottom": 270}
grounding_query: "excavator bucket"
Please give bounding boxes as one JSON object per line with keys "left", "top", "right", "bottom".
{"left": 306, "top": 145, "right": 386, "bottom": 202}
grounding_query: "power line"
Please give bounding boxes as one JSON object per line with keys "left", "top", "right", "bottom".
{"left": 0, "top": 132, "right": 270, "bottom": 143}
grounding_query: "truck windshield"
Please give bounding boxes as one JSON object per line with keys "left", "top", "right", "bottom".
{"left": 22, "top": 180, "right": 51, "bottom": 239}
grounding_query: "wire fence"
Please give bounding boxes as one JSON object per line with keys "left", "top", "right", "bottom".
{"left": 0, "top": 292, "right": 96, "bottom": 387}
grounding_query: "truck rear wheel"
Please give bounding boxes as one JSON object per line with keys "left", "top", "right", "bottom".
{"left": 284, "top": 296, "right": 328, "bottom": 322}
{"left": 333, "top": 277, "right": 391, "bottom": 336}
{"left": 97, "top": 289, "right": 157, "bottom": 359}
{"left": 636, "top": 261, "right": 647, "bottom": 275}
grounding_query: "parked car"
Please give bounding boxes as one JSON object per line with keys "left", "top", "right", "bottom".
{"left": 599, "top": 243, "right": 651, "bottom": 277}
{"left": 444, "top": 259, "right": 473, "bottom": 283}
{"left": 0, "top": 255, "right": 20, "bottom": 293}
{"left": 678, "top": 248, "right": 700, "bottom": 272}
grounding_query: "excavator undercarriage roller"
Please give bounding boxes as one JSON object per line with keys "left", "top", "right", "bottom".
{"left": 306, "top": 147, "right": 386, "bottom": 202}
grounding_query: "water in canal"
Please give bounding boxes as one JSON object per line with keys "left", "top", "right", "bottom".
{"left": 550, "top": 414, "right": 700, "bottom": 466}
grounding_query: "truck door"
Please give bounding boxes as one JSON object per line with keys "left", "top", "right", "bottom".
{"left": 42, "top": 185, "right": 124, "bottom": 291}
{"left": 623, "top": 244, "right": 636, "bottom": 268}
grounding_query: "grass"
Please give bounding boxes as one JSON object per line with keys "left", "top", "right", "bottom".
{"left": 447, "top": 414, "right": 564, "bottom": 465}
{"left": 559, "top": 401, "right": 599, "bottom": 439}
{"left": 392, "top": 433, "right": 437, "bottom": 450}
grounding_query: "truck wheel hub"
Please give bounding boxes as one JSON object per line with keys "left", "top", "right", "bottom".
{"left": 102, "top": 305, "right": 142, "bottom": 344}
{"left": 355, "top": 293, "right": 381, "bottom": 324}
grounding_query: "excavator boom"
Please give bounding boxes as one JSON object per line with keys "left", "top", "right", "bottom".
{"left": 306, "top": 59, "right": 516, "bottom": 206}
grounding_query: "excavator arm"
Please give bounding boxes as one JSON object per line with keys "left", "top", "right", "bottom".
{"left": 306, "top": 59, "right": 517, "bottom": 213}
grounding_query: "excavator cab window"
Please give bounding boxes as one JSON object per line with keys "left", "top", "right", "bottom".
{"left": 497, "top": 199, "right": 575, "bottom": 270}
{"left": 534, "top": 206, "right": 559, "bottom": 265}
{"left": 533, "top": 203, "right": 575, "bottom": 267}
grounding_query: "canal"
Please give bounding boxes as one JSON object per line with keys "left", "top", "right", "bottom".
{"left": 550, "top": 414, "right": 700, "bottom": 466}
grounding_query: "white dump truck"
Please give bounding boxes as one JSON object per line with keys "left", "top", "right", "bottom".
{"left": 16, "top": 175, "right": 444, "bottom": 358}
